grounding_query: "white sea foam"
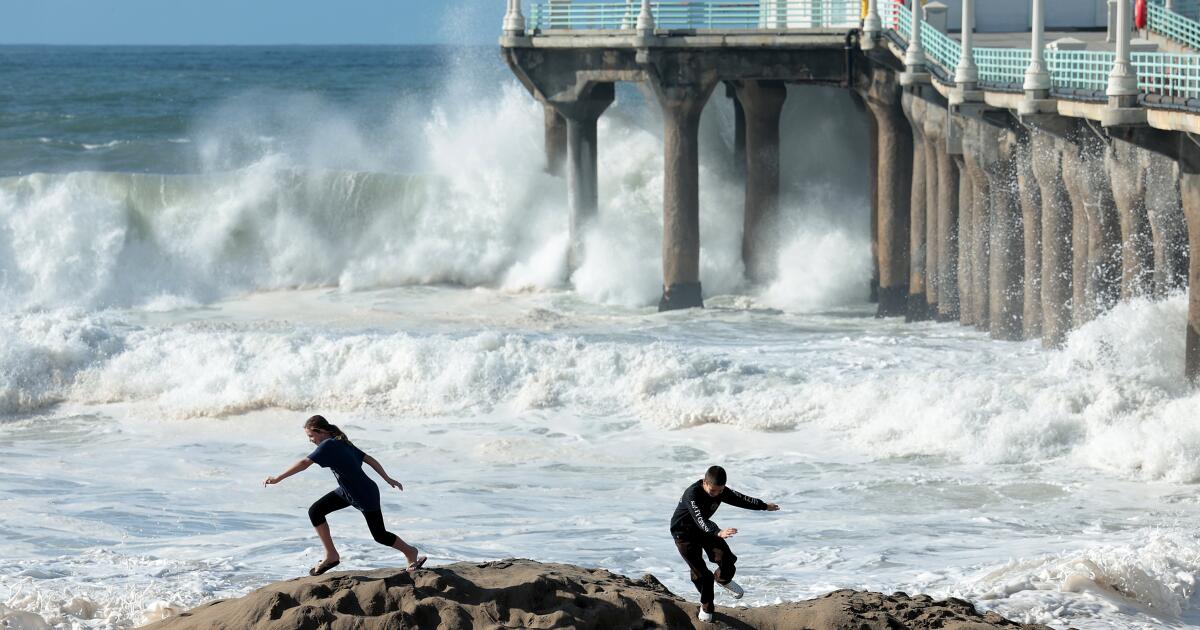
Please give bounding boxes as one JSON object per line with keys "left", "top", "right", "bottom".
{"left": 962, "top": 529, "right": 1200, "bottom": 627}
{"left": 0, "top": 290, "right": 1195, "bottom": 488}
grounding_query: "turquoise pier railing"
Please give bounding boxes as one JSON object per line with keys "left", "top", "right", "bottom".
{"left": 920, "top": 22, "right": 962, "bottom": 72}
{"left": 1150, "top": 0, "right": 1200, "bottom": 21}
{"left": 526, "top": 1, "right": 862, "bottom": 31}
{"left": 1148, "top": 2, "right": 1200, "bottom": 51}
{"left": 1046, "top": 50, "right": 1113, "bottom": 93}
{"left": 520, "top": 0, "right": 1200, "bottom": 105}
{"left": 881, "top": 0, "right": 1200, "bottom": 102}
{"left": 1135, "top": 51, "right": 1200, "bottom": 99}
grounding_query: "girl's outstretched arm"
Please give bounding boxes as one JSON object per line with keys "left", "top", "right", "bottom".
{"left": 363, "top": 455, "right": 403, "bottom": 491}
{"left": 264, "top": 458, "right": 313, "bottom": 486}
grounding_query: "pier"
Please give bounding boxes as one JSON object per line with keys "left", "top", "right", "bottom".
{"left": 500, "top": 0, "right": 1200, "bottom": 382}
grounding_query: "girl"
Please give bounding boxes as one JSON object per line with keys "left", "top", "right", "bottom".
{"left": 264, "top": 415, "right": 426, "bottom": 576}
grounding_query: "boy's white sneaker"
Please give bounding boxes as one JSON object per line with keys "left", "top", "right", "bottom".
{"left": 697, "top": 609, "right": 714, "bottom": 623}
{"left": 719, "top": 579, "right": 744, "bottom": 599}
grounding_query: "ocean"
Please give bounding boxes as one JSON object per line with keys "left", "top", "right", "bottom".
{"left": 0, "top": 45, "right": 1198, "bottom": 629}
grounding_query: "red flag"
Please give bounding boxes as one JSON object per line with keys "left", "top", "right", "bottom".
{"left": 1135, "top": 0, "right": 1148, "bottom": 30}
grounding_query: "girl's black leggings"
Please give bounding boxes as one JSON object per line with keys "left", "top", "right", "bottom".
{"left": 308, "top": 490, "right": 398, "bottom": 547}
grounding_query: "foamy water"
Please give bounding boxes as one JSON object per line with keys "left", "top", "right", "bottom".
{"left": 0, "top": 46, "right": 1197, "bottom": 630}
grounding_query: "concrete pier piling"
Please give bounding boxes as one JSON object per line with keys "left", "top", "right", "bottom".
{"left": 1015, "top": 127, "right": 1042, "bottom": 339}
{"left": 556, "top": 83, "right": 615, "bottom": 272}
{"left": 861, "top": 65, "right": 912, "bottom": 318}
{"left": 736, "top": 80, "right": 788, "bottom": 284}
{"left": 955, "top": 154, "right": 974, "bottom": 326}
{"left": 853, "top": 90, "right": 882, "bottom": 304}
{"left": 935, "top": 123, "right": 960, "bottom": 322}
{"left": 961, "top": 119, "right": 991, "bottom": 331}
{"left": 652, "top": 69, "right": 717, "bottom": 311}
{"left": 1061, "top": 143, "right": 1093, "bottom": 328}
{"left": 986, "top": 125, "right": 1024, "bottom": 341}
{"left": 923, "top": 101, "right": 941, "bottom": 317}
{"left": 1107, "top": 140, "right": 1155, "bottom": 299}
{"left": 904, "top": 93, "right": 931, "bottom": 321}
{"left": 544, "top": 105, "right": 567, "bottom": 176}
{"left": 1031, "top": 132, "right": 1074, "bottom": 348}
{"left": 1077, "top": 135, "right": 1122, "bottom": 322}
{"left": 1144, "top": 153, "right": 1188, "bottom": 296}
{"left": 1182, "top": 140, "right": 1200, "bottom": 383}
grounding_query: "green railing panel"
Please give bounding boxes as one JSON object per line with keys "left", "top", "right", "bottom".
{"left": 1135, "top": 51, "right": 1200, "bottom": 99}
{"left": 1148, "top": 4, "right": 1200, "bottom": 50}
{"left": 1046, "top": 49, "right": 1113, "bottom": 92}
{"left": 974, "top": 48, "right": 1029, "bottom": 85}
{"left": 921, "top": 21, "right": 962, "bottom": 71}
{"left": 894, "top": 0, "right": 911, "bottom": 41}
{"left": 1150, "top": 0, "right": 1200, "bottom": 22}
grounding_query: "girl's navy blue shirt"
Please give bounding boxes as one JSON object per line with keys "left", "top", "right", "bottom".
{"left": 308, "top": 438, "right": 381, "bottom": 512}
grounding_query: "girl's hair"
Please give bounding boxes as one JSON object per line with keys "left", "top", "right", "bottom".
{"left": 304, "top": 415, "right": 354, "bottom": 447}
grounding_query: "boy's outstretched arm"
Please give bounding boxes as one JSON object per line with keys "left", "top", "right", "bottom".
{"left": 721, "top": 487, "right": 781, "bottom": 511}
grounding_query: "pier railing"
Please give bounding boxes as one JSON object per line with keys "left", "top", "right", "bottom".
{"left": 1148, "top": 2, "right": 1200, "bottom": 50}
{"left": 1150, "top": 0, "right": 1200, "bottom": 22}
{"left": 514, "top": 0, "right": 1200, "bottom": 105}
{"left": 526, "top": 0, "right": 862, "bottom": 31}
{"left": 882, "top": 0, "right": 1200, "bottom": 103}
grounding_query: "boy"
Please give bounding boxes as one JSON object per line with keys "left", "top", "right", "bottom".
{"left": 670, "top": 465, "right": 780, "bottom": 623}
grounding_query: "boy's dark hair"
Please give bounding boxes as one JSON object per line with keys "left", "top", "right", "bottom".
{"left": 704, "top": 465, "right": 727, "bottom": 486}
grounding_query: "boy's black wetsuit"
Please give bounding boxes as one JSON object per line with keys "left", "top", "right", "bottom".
{"left": 670, "top": 479, "right": 768, "bottom": 613}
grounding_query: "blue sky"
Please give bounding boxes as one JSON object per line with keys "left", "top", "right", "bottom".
{"left": 0, "top": 0, "right": 503, "bottom": 45}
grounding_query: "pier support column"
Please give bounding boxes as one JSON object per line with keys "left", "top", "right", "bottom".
{"left": 1145, "top": 153, "right": 1188, "bottom": 295}
{"left": 987, "top": 127, "right": 1025, "bottom": 340}
{"left": 1031, "top": 132, "right": 1074, "bottom": 348}
{"left": 1107, "top": 140, "right": 1155, "bottom": 298}
{"left": 955, "top": 154, "right": 974, "bottom": 325}
{"left": 1016, "top": 126, "right": 1043, "bottom": 339}
{"left": 554, "top": 83, "right": 615, "bottom": 272}
{"left": 926, "top": 103, "right": 959, "bottom": 321}
{"left": 936, "top": 146, "right": 961, "bottom": 321}
{"left": 923, "top": 104, "right": 941, "bottom": 317}
{"left": 862, "top": 65, "right": 913, "bottom": 318}
{"left": 854, "top": 90, "right": 883, "bottom": 302}
{"left": 903, "top": 92, "right": 931, "bottom": 321}
{"left": 544, "top": 104, "right": 567, "bottom": 176}
{"left": 735, "top": 80, "right": 788, "bottom": 284}
{"left": 1182, "top": 146, "right": 1200, "bottom": 383}
{"left": 962, "top": 119, "right": 992, "bottom": 330}
{"left": 1062, "top": 145, "right": 1092, "bottom": 328}
{"left": 1063, "top": 134, "right": 1121, "bottom": 325}
{"left": 650, "top": 71, "right": 717, "bottom": 311}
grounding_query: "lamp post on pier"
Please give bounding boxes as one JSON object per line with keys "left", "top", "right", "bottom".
{"left": 637, "top": 0, "right": 655, "bottom": 34}
{"left": 862, "top": 0, "right": 882, "bottom": 49}
{"left": 905, "top": 0, "right": 927, "bottom": 70}
{"left": 901, "top": 0, "right": 930, "bottom": 85}
{"left": 953, "top": 0, "right": 978, "bottom": 99}
{"left": 504, "top": 0, "right": 526, "bottom": 35}
{"left": 1024, "top": 0, "right": 1051, "bottom": 100}
{"left": 1107, "top": 0, "right": 1139, "bottom": 108}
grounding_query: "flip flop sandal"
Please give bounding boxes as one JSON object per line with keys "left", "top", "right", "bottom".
{"left": 406, "top": 556, "right": 427, "bottom": 573}
{"left": 309, "top": 559, "right": 340, "bottom": 576}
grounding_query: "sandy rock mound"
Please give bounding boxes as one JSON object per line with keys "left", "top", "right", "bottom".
{"left": 143, "top": 559, "right": 1057, "bottom": 630}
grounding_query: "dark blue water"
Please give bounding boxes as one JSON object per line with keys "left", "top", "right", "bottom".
{"left": 0, "top": 45, "right": 504, "bottom": 176}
